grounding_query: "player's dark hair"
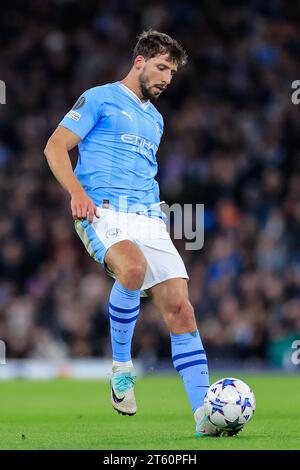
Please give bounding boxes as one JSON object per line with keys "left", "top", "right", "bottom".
{"left": 132, "top": 30, "right": 188, "bottom": 67}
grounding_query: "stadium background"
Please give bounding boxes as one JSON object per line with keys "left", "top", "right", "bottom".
{"left": 0, "top": 0, "right": 300, "bottom": 375}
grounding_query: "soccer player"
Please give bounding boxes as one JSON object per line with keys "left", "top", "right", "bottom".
{"left": 44, "top": 30, "right": 218, "bottom": 436}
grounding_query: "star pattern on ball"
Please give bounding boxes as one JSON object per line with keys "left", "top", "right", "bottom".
{"left": 224, "top": 417, "right": 241, "bottom": 429}
{"left": 222, "top": 378, "right": 236, "bottom": 389}
{"left": 241, "top": 397, "right": 252, "bottom": 413}
{"left": 210, "top": 401, "right": 224, "bottom": 415}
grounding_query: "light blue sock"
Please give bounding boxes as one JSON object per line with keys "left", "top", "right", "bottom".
{"left": 171, "top": 330, "right": 210, "bottom": 413}
{"left": 109, "top": 281, "right": 140, "bottom": 362}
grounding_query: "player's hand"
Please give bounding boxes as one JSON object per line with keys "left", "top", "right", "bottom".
{"left": 70, "top": 189, "right": 100, "bottom": 224}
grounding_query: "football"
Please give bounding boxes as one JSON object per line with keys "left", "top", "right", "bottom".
{"left": 204, "top": 377, "right": 256, "bottom": 433}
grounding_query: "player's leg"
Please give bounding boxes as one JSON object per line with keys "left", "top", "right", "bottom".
{"left": 105, "top": 240, "right": 146, "bottom": 365}
{"left": 75, "top": 213, "right": 147, "bottom": 416}
{"left": 105, "top": 240, "right": 147, "bottom": 415}
{"left": 105, "top": 239, "right": 147, "bottom": 291}
{"left": 147, "top": 278, "right": 209, "bottom": 408}
{"left": 147, "top": 278, "right": 218, "bottom": 436}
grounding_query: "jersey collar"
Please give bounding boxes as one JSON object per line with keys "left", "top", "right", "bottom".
{"left": 117, "top": 82, "right": 150, "bottom": 110}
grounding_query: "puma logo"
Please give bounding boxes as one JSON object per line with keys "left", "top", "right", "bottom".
{"left": 122, "top": 110, "right": 133, "bottom": 120}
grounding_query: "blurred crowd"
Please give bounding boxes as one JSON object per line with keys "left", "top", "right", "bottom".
{"left": 0, "top": 0, "right": 300, "bottom": 369}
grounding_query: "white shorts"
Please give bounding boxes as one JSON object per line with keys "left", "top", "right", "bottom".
{"left": 74, "top": 208, "right": 189, "bottom": 293}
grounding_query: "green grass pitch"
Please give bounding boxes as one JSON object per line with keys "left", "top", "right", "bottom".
{"left": 0, "top": 374, "right": 299, "bottom": 450}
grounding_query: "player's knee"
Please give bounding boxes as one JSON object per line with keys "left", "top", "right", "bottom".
{"left": 122, "top": 259, "right": 147, "bottom": 290}
{"left": 182, "top": 301, "right": 196, "bottom": 327}
{"left": 165, "top": 297, "right": 192, "bottom": 315}
{"left": 165, "top": 298, "right": 195, "bottom": 328}
{"left": 164, "top": 298, "right": 182, "bottom": 317}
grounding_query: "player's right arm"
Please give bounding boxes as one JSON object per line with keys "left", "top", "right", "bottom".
{"left": 44, "top": 87, "right": 103, "bottom": 223}
{"left": 44, "top": 125, "right": 98, "bottom": 224}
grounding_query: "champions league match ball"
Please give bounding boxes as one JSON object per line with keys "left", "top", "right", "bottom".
{"left": 204, "top": 378, "right": 256, "bottom": 434}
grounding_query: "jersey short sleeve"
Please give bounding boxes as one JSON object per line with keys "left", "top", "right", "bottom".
{"left": 59, "top": 87, "right": 104, "bottom": 140}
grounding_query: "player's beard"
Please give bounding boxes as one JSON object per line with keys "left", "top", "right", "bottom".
{"left": 139, "top": 70, "right": 162, "bottom": 101}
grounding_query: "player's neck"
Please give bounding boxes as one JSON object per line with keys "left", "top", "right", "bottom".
{"left": 120, "top": 77, "right": 148, "bottom": 103}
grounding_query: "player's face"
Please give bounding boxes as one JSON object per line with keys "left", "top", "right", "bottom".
{"left": 138, "top": 54, "right": 177, "bottom": 101}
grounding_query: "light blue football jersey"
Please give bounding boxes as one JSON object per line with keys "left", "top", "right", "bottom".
{"left": 59, "top": 81, "right": 166, "bottom": 220}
